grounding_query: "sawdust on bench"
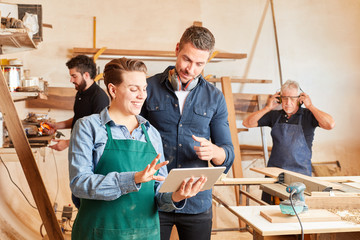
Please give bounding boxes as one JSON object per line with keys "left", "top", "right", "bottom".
{"left": 328, "top": 208, "right": 360, "bottom": 224}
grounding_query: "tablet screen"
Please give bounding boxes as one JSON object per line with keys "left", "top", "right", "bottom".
{"left": 159, "top": 167, "right": 226, "bottom": 193}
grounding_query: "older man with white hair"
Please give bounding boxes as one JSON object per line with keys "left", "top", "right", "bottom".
{"left": 243, "top": 80, "right": 335, "bottom": 203}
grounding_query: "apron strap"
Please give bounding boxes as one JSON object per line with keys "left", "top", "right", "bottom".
{"left": 105, "top": 124, "right": 113, "bottom": 140}
{"left": 275, "top": 114, "right": 282, "bottom": 124}
{"left": 106, "top": 122, "right": 151, "bottom": 143}
{"left": 140, "top": 124, "right": 151, "bottom": 143}
{"left": 297, "top": 114, "right": 303, "bottom": 126}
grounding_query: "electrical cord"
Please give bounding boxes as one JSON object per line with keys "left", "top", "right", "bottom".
{"left": 1, "top": 155, "right": 46, "bottom": 238}
{"left": 289, "top": 190, "right": 304, "bottom": 240}
{"left": 67, "top": 218, "right": 73, "bottom": 229}
{"left": 0, "top": 155, "right": 37, "bottom": 209}
{"left": 39, "top": 223, "right": 44, "bottom": 238}
{"left": 1, "top": 149, "right": 76, "bottom": 236}
{"left": 1, "top": 150, "right": 65, "bottom": 233}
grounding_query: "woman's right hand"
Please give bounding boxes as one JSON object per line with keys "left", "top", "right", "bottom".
{"left": 134, "top": 154, "right": 168, "bottom": 184}
{"left": 171, "top": 176, "right": 207, "bottom": 202}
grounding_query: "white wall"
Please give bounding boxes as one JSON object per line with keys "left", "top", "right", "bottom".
{"left": 0, "top": 0, "right": 359, "bottom": 238}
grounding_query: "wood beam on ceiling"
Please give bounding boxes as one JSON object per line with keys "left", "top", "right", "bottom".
{"left": 207, "top": 78, "right": 272, "bottom": 84}
{"left": 72, "top": 48, "right": 247, "bottom": 62}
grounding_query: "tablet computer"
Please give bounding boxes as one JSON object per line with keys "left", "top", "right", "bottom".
{"left": 159, "top": 167, "right": 226, "bottom": 193}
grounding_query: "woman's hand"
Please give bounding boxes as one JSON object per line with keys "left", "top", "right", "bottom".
{"left": 171, "top": 176, "right": 207, "bottom": 202}
{"left": 134, "top": 154, "right": 168, "bottom": 184}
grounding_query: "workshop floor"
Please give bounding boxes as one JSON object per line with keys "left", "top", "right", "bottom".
{"left": 63, "top": 231, "right": 253, "bottom": 240}
{"left": 211, "top": 231, "right": 253, "bottom": 240}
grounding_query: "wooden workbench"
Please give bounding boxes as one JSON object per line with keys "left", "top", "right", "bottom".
{"left": 230, "top": 205, "right": 360, "bottom": 240}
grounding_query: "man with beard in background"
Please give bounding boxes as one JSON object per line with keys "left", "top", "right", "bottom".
{"left": 46, "top": 55, "right": 110, "bottom": 151}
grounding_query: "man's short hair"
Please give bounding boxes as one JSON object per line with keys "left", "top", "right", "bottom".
{"left": 66, "top": 55, "right": 97, "bottom": 79}
{"left": 179, "top": 25, "right": 215, "bottom": 53}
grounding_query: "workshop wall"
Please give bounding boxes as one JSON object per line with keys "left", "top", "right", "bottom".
{"left": 0, "top": 0, "right": 359, "bottom": 239}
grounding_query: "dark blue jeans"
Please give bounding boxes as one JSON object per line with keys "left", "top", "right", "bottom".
{"left": 159, "top": 207, "right": 212, "bottom": 240}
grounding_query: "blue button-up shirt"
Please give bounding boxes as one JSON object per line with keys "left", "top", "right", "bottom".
{"left": 141, "top": 66, "right": 235, "bottom": 214}
{"left": 69, "top": 107, "right": 184, "bottom": 212}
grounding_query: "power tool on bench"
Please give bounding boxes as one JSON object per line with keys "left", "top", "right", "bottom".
{"left": 279, "top": 182, "right": 308, "bottom": 215}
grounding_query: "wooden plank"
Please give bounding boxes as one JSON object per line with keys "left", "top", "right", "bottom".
{"left": 239, "top": 188, "right": 269, "bottom": 206}
{"left": 283, "top": 171, "right": 341, "bottom": 191}
{"left": 0, "top": 72, "right": 64, "bottom": 239}
{"left": 250, "top": 167, "right": 285, "bottom": 178}
{"left": 6, "top": 135, "right": 53, "bottom": 148}
{"left": 260, "top": 183, "right": 289, "bottom": 200}
{"left": 73, "top": 47, "right": 247, "bottom": 61}
{"left": 310, "top": 192, "right": 360, "bottom": 197}
{"left": 343, "top": 182, "right": 360, "bottom": 190}
{"left": 241, "top": 152, "right": 265, "bottom": 157}
{"left": 305, "top": 196, "right": 360, "bottom": 209}
{"left": 0, "top": 31, "right": 37, "bottom": 54}
{"left": 233, "top": 93, "right": 271, "bottom": 114}
{"left": 42, "top": 23, "right": 53, "bottom": 28}
{"left": 331, "top": 182, "right": 360, "bottom": 193}
{"left": 237, "top": 128, "right": 248, "bottom": 133}
{"left": 221, "top": 76, "right": 244, "bottom": 228}
{"left": 221, "top": 77, "right": 243, "bottom": 180}
{"left": 253, "top": 232, "right": 297, "bottom": 240}
{"left": 258, "top": 178, "right": 360, "bottom": 209}
{"left": 10, "top": 92, "right": 39, "bottom": 102}
{"left": 26, "top": 87, "right": 76, "bottom": 110}
{"left": 240, "top": 144, "right": 272, "bottom": 151}
{"left": 207, "top": 78, "right": 272, "bottom": 83}
{"left": 260, "top": 209, "right": 341, "bottom": 223}
{"left": 216, "top": 177, "right": 277, "bottom": 185}
{"left": 315, "top": 176, "right": 360, "bottom": 183}
{"left": 93, "top": 16, "right": 97, "bottom": 48}
{"left": 251, "top": 167, "right": 341, "bottom": 191}
{"left": 193, "top": 21, "right": 202, "bottom": 27}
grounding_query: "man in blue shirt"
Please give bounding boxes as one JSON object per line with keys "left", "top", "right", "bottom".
{"left": 141, "top": 26, "right": 234, "bottom": 240}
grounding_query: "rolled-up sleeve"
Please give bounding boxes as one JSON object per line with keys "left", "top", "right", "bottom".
{"left": 69, "top": 118, "right": 139, "bottom": 201}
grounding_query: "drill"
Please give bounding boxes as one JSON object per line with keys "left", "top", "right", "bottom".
{"left": 279, "top": 182, "right": 308, "bottom": 215}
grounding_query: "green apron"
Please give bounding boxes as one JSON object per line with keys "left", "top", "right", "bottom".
{"left": 72, "top": 123, "right": 160, "bottom": 240}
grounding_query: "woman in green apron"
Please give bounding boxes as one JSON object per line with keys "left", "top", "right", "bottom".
{"left": 68, "top": 58, "right": 206, "bottom": 240}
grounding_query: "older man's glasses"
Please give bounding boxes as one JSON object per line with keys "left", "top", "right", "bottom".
{"left": 280, "top": 95, "right": 300, "bottom": 101}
